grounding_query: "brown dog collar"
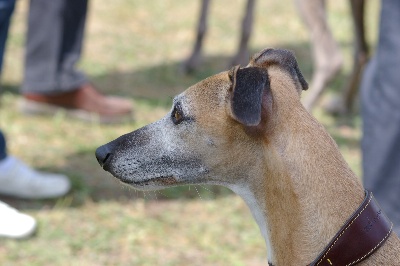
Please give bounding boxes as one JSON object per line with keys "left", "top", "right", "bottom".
{"left": 308, "top": 190, "right": 393, "bottom": 266}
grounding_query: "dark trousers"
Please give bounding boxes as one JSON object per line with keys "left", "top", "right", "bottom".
{"left": 0, "top": 131, "right": 6, "bottom": 160}
{"left": 0, "top": 0, "right": 14, "bottom": 161}
{"left": 0, "top": 0, "right": 15, "bottom": 72}
{"left": 361, "top": 0, "right": 400, "bottom": 234}
{"left": 21, "top": 0, "right": 89, "bottom": 94}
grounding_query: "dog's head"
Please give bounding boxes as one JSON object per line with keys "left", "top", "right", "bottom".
{"left": 95, "top": 48, "right": 308, "bottom": 190}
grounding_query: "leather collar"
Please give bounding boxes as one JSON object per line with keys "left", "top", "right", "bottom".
{"left": 268, "top": 191, "right": 392, "bottom": 265}
{"left": 309, "top": 190, "right": 393, "bottom": 266}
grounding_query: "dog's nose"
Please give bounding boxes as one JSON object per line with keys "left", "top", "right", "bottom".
{"left": 95, "top": 145, "right": 113, "bottom": 167}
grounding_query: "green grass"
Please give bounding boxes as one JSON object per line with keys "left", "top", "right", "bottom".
{"left": 0, "top": 0, "right": 379, "bottom": 265}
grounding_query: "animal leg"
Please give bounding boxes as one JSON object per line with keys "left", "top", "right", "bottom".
{"left": 230, "top": 0, "right": 256, "bottom": 67}
{"left": 296, "top": 0, "right": 343, "bottom": 111}
{"left": 333, "top": 0, "right": 369, "bottom": 115}
{"left": 182, "top": 0, "right": 211, "bottom": 73}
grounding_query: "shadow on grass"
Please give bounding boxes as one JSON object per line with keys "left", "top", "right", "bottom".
{"left": 0, "top": 83, "right": 19, "bottom": 95}
{"left": 91, "top": 42, "right": 320, "bottom": 100}
{"left": 0, "top": 42, "right": 357, "bottom": 210}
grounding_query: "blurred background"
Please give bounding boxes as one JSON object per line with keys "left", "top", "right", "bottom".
{"left": 0, "top": 0, "right": 379, "bottom": 265}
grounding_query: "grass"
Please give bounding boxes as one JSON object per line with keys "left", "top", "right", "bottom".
{"left": 0, "top": 0, "right": 379, "bottom": 265}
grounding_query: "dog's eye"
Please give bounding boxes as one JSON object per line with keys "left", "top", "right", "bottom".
{"left": 171, "top": 106, "right": 184, "bottom": 125}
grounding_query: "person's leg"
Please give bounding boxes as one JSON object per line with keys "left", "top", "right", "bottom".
{"left": 21, "top": 0, "right": 86, "bottom": 94}
{"left": 0, "top": 2, "right": 36, "bottom": 240}
{"left": 0, "top": 200, "right": 36, "bottom": 239}
{"left": 361, "top": 0, "right": 400, "bottom": 235}
{"left": 0, "top": 130, "right": 6, "bottom": 161}
{"left": 0, "top": 0, "right": 11, "bottom": 166}
{"left": 0, "top": 135, "right": 36, "bottom": 240}
{"left": 0, "top": 1, "right": 68, "bottom": 239}
{"left": 0, "top": 155, "right": 71, "bottom": 198}
{"left": 0, "top": 0, "right": 15, "bottom": 73}
{"left": 20, "top": 0, "right": 133, "bottom": 123}
{"left": 58, "top": 0, "right": 88, "bottom": 91}
{"left": 0, "top": 131, "right": 70, "bottom": 199}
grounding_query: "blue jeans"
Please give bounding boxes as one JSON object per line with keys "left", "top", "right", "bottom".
{"left": 0, "top": 0, "right": 15, "bottom": 73}
{"left": 0, "top": 130, "right": 6, "bottom": 160}
{"left": 0, "top": 0, "right": 15, "bottom": 160}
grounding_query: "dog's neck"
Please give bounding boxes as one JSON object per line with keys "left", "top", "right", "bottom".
{"left": 230, "top": 86, "right": 365, "bottom": 265}
{"left": 230, "top": 131, "right": 364, "bottom": 264}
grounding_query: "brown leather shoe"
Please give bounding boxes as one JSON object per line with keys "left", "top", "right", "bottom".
{"left": 20, "top": 83, "right": 133, "bottom": 123}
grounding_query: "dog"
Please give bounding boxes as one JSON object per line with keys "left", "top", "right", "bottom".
{"left": 183, "top": 0, "right": 368, "bottom": 114}
{"left": 96, "top": 48, "right": 399, "bottom": 265}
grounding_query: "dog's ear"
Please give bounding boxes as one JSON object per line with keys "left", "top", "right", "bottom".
{"left": 228, "top": 65, "right": 269, "bottom": 126}
{"left": 249, "top": 48, "right": 308, "bottom": 92}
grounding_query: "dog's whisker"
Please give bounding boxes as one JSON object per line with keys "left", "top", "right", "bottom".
{"left": 157, "top": 190, "right": 171, "bottom": 199}
{"left": 194, "top": 185, "right": 203, "bottom": 201}
{"left": 200, "top": 185, "right": 214, "bottom": 194}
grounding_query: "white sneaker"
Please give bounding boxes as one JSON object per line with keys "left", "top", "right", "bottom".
{"left": 0, "top": 156, "right": 71, "bottom": 199}
{"left": 0, "top": 201, "right": 36, "bottom": 239}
